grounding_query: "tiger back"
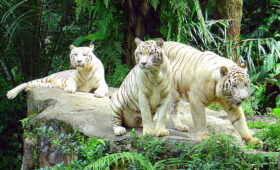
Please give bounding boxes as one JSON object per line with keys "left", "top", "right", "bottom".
{"left": 162, "top": 41, "right": 262, "bottom": 145}
{"left": 110, "top": 38, "right": 171, "bottom": 137}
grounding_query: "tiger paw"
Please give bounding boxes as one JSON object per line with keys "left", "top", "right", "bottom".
{"left": 93, "top": 90, "right": 106, "bottom": 98}
{"left": 113, "top": 126, "right": 126, "bottom": 136}
{"left": 244, "top": 137, "right": 263, "bottom": 148}
{"left": 64, "top": 87, "right": 76, "bottom": 93}
{"left": 175, "top": 124, "right": 189, "bottom": 132}
{"left": 155, "top": 128, "right": 169, "bottom": 137}
{"left": 143, "top": 128, "right": 154, "bottom": 136}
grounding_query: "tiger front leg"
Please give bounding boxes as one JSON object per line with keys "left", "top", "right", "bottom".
{"left": 189, "top": 92, "right": 208, "bottom": 141}
{"left": 64, "top": 78, "right": 77, "bottom": 93}
{"left": 221, "top": 103, "right": 263, "bottom": 147}
{"left": 139, "top": 92, "right": 155, "bottom": 135}
{"left": 93, "top": 79, "right": 108, "bottom": 98}
{"left": 154, "top": 98, "right": 170, "bottom": 137}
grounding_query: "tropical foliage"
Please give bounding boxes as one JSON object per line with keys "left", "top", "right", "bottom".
{"left": 37, "top": 127, "right": 279, "bottom": 169}
{"left": 0, "top": 0, "right": 279, "bottom": 169}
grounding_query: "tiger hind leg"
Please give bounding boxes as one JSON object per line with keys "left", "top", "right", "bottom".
{"left": 110, "top": 104, "right": 126, "bottom": 136}
{"left": 169, "top": 91, "right": 189, "bottom": 132}
{"left": 25, "top": 82, "right": 54, "bottom": 91}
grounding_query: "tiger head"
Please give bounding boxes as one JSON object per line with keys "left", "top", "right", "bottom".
{"left": 218, "top": 63, "right": 250, "bottom": 106}
{"left": 69, "top": 44, "right": 95, "bottom": 71}
{"left": 134, "top": 38, "right": 165, "bottom": 71}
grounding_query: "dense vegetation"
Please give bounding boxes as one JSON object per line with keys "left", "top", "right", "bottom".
{"left": 36, "top": 126, "right": 278, "bottom": 169}
{"left": 0, "top": 0, "right": 279, "bottom": 169}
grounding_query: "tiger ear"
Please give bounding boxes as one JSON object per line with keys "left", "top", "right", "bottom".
{"left": 220, "top": 66, "right": 228, "bottom": 77}
{"left": 69, "top": 45, "right": 76, "bottom": 50}
{"left": 135, "top": 37, "right": 143, "bottom": 46}
{"left": 156, "top": 38, "right": 164, "bottom": 47}
{"left": 239, "top": 62, "right": 247, "bottom": 69}
{"left": 89, "top": 44, "right": 94, "bottom": 51}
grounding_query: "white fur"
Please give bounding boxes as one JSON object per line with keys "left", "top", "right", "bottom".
{"left": 163, "top": 41, "right": 262, "bottom": 145}
{"left": 6, "top": 45, "right": 108, "bottom": 99}
{"left": 110, "top": 39, "right": 171, "bottom": 137}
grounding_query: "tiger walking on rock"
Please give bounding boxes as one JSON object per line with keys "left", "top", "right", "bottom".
{"left": 110, "top": 38, "right": 171, "bottom": 137}
{"left": 7, "top": 44, "right": 108, "bottom": 99}
{"left": 163, "top": 41, "right": 262, "bottom": 145}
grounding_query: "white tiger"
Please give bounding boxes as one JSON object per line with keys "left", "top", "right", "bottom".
{"left": 163, "top": 41, "right": 262, "bottom": 145}
{"left": 110, "top": 38, "right": 171, "bottom": 137}
{"left": 6, "top": 44, "right": 108, "bottom": 99}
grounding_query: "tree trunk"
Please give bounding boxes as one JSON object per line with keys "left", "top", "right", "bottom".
{"left": 123, "top": 0, "right": 162, "bottom": 68}
{"left": 215, "top": 0, "right": 243, "bottom": 64}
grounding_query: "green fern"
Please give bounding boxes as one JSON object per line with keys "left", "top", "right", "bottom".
{"left": 85, "top": 152, "right": 154, "bottom": 170}
{"left": 149, "top": 0, "right": 159, "bottom": 10}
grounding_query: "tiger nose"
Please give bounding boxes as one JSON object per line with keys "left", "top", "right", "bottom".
{"left": 240, "top": 96, "right": 248, "bottom": 101}
{"left": 140, "top": 62, "right": 147, "bottom": 66}
{"left": 77, "top": 60, "right": 82, "bottom": 63}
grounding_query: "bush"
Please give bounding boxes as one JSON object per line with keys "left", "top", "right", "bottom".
{"left": 255, "top": 122, "right": 280, "bottom": 152}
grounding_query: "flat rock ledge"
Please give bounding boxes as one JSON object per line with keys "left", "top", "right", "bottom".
{"left": 22, "top": 87, "right": 256, "bottom": 169}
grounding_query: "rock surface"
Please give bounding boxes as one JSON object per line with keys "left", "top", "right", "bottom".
{"left": 27, "top": 87, "right": 241, "bottom": 141}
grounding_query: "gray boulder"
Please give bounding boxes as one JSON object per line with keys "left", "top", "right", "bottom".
{"left": 23, "top": 87, "right": 243, "bottom": 169}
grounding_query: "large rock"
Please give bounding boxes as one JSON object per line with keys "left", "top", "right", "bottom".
{"left": 27, "top": 87, "right": 240, "bottom": 140}
{"left": 24, "top": 87, "right": 242, "bottom": 169}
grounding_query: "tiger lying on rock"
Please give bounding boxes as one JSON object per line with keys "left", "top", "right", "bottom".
{"left": 163, "top": 41, "right": 262, "bottom": 145}
{"left": 110, "top": 38, "right": 171, "bottom": 137}
{"left": 7, "top": 44, "right": 108, "bottom": 99}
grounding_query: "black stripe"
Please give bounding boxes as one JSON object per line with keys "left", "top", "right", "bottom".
{"left": 231, "top": 116, "right": 241, "bottom": 125}
{"left": 192, "top": 52, "right": 206, "bottom": 72}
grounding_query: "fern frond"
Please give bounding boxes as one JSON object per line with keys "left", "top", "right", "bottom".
{"left": 103, "top": 0, "right": 110, "bottom": 8}
{"left": 85, "top": 152, "right": 154, "bottom": 170}
{"left": 149, "top": 0, "right": 159, "bottom": 10}
{"left": 154, "top": 158, "right": 189, "bottom": 170}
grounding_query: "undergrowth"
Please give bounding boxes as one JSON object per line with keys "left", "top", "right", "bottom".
{"left": 37, "top": 126, "right": 278, "bottom": 170}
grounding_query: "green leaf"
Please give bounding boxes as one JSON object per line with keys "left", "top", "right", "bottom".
{"left": 273, "top": 108, "right": 280, "bottom": 119}
{"left": 268, "top": 79, "right": 280, "bottom": 89}
{"left": 104, "top": 0, "right": 110, "bottom": 8}
{"left": 150, "top": 0, "right": 159, "bottom": 10}
{"left": 73, "top": 36, "right": 87, "bottom": 46}
{"left": 276, "top": 95, "right": 280, "bottom": 108}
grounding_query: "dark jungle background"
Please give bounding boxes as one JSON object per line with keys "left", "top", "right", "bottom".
{"left": 0, "top": 0, "right": 279, "bottom": 168}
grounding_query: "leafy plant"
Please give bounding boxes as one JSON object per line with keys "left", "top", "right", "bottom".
{"left": 271, "top": 108, "right": 280, "bottom": 119}
{"left": 242, "top": 83, "right": 267, "bottom": 115}
{"left": 247, "top": 121, "right": 270, "bottom": 129}
{"left": 255, "top": 122, "right": 280, "bottom": 152}
{"left": 73, "top": 0, "right": 129, "bottom": 87}
{"left": 85, "top": 152, "right": 154, "bottom": 170}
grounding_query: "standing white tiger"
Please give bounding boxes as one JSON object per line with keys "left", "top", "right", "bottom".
{"left": 6, "top": 44, "right": 108, "bottom": 99}
{"left": 110, "top": 38, "right": 171, "bottom": 137}
{"left": 163, "top": 41, "right": 262, "bottom": 145}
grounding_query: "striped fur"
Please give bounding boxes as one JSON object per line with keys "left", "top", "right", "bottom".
{"left": 110, "top": 38, "right": 171, "bottom": 137}
{"left": 6, "top": 44, "right": 108, "bottom": 99}
{"left": 163, "top": 41, "right": 262, "bottom": 145}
